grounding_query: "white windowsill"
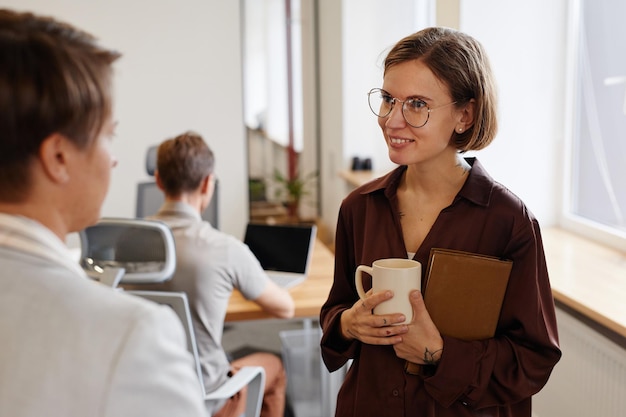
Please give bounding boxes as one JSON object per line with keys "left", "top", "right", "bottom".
{"left": 543, "top": 227, "right": 626, "bottom": 339}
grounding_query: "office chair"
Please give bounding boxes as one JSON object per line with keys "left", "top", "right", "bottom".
{"left": 128, "top": 290, "right": 265, "bottom": 417}
{"left": 79, "top": 217, "right": 177, "bottom": 287}
{"left": 79, "top": 218, "right": 266, "bottom": 417}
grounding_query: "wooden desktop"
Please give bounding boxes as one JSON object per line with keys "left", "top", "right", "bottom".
{"left": 225, "top": 238, "right": 335, "bottom": 322}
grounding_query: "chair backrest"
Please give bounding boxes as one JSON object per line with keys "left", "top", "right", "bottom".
{"left": 127, "top": 290, "right": 206, "bottom": 394}
{"left": 128, "top": 290, "right": 266, "bottom": 417}
{"left": 79, "top": 218, "right": 176, "bottom": 286}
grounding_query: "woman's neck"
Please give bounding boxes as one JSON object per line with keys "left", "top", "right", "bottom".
{"left": 402, "top": 153, "right": 470, "bottom": 195}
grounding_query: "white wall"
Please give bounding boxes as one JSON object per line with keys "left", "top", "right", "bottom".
{"left": 1, "top": 0, "right": 249, "bottom": 239}
{"left": 460, "top": 0, "right": 567, "bottom": 226}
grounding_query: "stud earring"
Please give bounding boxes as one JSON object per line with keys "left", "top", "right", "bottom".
{"left": 457, "top": 128, "right": 463, "bottom": 133}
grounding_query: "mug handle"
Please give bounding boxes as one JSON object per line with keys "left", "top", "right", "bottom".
{"left": 354, "top": 265, "right": 373, "bottom": 300}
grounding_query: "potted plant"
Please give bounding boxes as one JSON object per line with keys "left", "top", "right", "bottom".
{"left": 273, "top": 168, "right": 318, "bottom": 220}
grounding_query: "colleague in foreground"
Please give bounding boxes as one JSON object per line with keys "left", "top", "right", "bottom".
{"left": 320, "top": 27, "right": 561, "bottom": 417}
{"left": 134, "top": 131, "right": 294, "bottom": 417}
{"left": 0, "top": 9, "right": 206, "bottom": 417}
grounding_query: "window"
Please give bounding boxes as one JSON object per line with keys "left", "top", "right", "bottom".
{"left": 241, "top": 0, "right": 303, "bottom": 152}
{"left": 563, "top": 0, "right": 626, "bottom": 251}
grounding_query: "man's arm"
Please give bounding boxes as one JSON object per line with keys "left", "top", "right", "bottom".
{"left": 253, "top": 280, "right": 295, "bottom": 319}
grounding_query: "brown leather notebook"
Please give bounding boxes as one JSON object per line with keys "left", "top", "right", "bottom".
{"left": 405, "top": 248, "right": 512, "bottom": 375}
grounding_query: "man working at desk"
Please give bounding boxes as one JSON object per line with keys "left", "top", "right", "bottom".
{"left": 133, "top": 131, "right": 294, "bottom": 417}
{"left": 0, "top": 9, "right": 205, "bottom": 417}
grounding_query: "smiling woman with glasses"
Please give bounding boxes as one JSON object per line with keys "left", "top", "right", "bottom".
{"left": 320, "top": 27, "right": 561, "bottom": 417}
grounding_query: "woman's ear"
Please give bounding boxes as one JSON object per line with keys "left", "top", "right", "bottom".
{"left": 38, "top": 133, "right": 71, "bottom": 183}
{"left": 456, "top": 98, "right": 476, "bottom": 133}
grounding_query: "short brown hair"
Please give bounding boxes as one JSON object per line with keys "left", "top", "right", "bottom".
{"left": 384, "top": 27, "right": 498, "bottom": 151}
{"left": 0, "top": 9, "right": 120, "bottom": 201}
{"left": 156, "top": 132, "right": 215, "bottom": 197}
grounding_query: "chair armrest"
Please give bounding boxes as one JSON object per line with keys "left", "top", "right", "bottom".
{"left": 205, "top": 366, "right": 265, "bottom": 417}
{"left": 99, "top": 266, "right": 125, "bottom": 288}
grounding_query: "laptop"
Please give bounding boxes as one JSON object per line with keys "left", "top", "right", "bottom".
{"left": 243, "top": 223, "right": 317, "bottom": 288}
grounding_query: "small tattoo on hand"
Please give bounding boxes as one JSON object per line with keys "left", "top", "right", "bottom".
{"left": 423, "top": 347, "right": 443, "bottom": 366}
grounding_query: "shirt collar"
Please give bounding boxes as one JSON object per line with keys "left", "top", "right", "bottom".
{"left": 155, "top": 201, "right": 203, "bottom": 221}
{"left": 358, "top": 157, "right": 494, "bottom": 207}
{"left": 0, "top": 213, "right": 87, "bottom": 278}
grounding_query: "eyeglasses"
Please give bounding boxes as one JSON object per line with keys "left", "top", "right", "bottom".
{"left": 367, "top": 88, "right": 457, "bottom": 128}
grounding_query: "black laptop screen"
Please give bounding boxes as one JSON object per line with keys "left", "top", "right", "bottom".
{"left": 244, "top": 224, "right": 314, "bottom": 273}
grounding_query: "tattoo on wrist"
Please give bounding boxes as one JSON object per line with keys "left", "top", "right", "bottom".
{"left": 423, "top": 347, "right": 443, "bottom": 366}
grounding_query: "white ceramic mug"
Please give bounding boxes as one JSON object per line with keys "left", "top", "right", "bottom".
{"left": 354, "top": 258, "right": 422, "bottom": 324}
